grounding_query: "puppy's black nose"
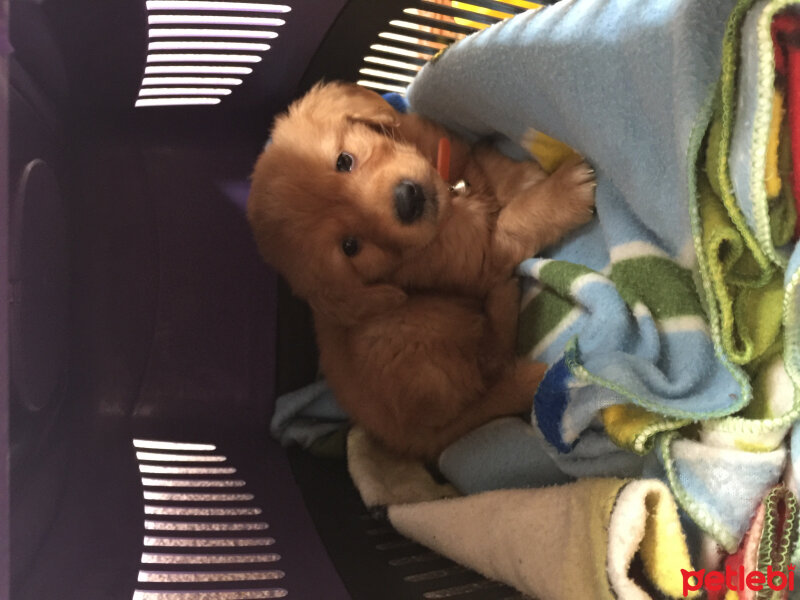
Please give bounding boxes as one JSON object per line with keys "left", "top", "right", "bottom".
{"left": 393, "top": 180, "right": 426, "bottom": 224}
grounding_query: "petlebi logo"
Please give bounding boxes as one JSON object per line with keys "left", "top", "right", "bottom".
{"left": 681, "top": 565, "right": 795, "bottom": 596}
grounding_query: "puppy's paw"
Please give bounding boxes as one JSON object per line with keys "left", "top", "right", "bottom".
{"left": 552, "top": 156, "right": 597, "bottom": 225}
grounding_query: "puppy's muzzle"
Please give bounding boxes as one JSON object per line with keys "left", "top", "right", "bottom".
{"left": 393, "top": 180, "right": 429, "bottom": 224}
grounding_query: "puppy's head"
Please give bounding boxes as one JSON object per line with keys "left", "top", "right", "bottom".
{"left": 247, "top": 81, "right": 450, "bottom": 324}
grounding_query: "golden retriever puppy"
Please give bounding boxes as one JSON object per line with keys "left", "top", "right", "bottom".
{"left": 248, "top": 82, "right": 595, "bottom": 459}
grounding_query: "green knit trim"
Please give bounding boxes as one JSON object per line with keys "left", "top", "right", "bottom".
{"left": 702, "top": 261, "right": 799, "bottom": 436}
{"left": 688, "top": 77, "right": 753, "bottom": 416}
{"left": 755, "top": 486, "right": 798, "bottom": 600}
{"left": 629, "top": 416, "right": 691, "bottom": 455}
{"left": 786, "top": 265, "right": 800, "bottom": 402}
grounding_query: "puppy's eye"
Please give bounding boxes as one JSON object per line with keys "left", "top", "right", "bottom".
{"left": 336, "top": 152, "right": 354, "bottom": 172}
{"left": 341, "top": 236, "right": 360, "bottom": 257}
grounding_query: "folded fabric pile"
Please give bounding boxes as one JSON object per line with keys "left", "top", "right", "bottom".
{"left": 270, "top": 0, "right": 800, "bottom": 597}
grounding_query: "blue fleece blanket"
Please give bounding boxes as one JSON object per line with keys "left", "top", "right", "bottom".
{"left": 406, "top": 0, "right": 748, "bottom": 463}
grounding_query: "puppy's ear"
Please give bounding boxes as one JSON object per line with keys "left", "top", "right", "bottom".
{"left": 290, "top": 81, "right": 400, "bottom": 132}
{"left": 324, "top": 81, "right": 399, "bottom": 130}
{"left": 309, "top": 283, "right": 407, "bottom": 327}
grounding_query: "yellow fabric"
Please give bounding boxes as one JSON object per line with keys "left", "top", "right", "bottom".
{"left": 764, "top": 89, "right": 784, "bottom": 200}
{"left": 636, "top": 482, "right": 701, "bottom": 598}
{"left": 602, "top": 404, "right": 689, "bottom": 454}
{"left": 523, "top": 127, "right": 581, "bottom": 173}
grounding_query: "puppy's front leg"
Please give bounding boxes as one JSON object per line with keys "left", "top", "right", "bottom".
{"left": 469, "top": 143, "right": 549, "bottom": 206}
{"left": 491, "top": 155, "right": 596, "bottom": 271}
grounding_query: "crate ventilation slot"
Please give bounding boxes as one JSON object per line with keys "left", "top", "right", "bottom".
{"left": 357, "top": 0, "right": 540, "bottom": 95}
{"left": 360, "top": 514, "right": 530, "bottom": 599}
{"left": 132, "top": 438, "right": 288, "bottom": 599}
{"left": 136, "top": 1, "right": 290, "bottom": 107}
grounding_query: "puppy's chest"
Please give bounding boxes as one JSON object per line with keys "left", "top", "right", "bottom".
{"left": 397, "top": 198, "right": 497, "bottom": 294}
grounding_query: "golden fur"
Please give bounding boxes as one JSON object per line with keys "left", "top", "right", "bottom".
{"left": 248, "top": 82, "right": 595, "bottom": 458}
